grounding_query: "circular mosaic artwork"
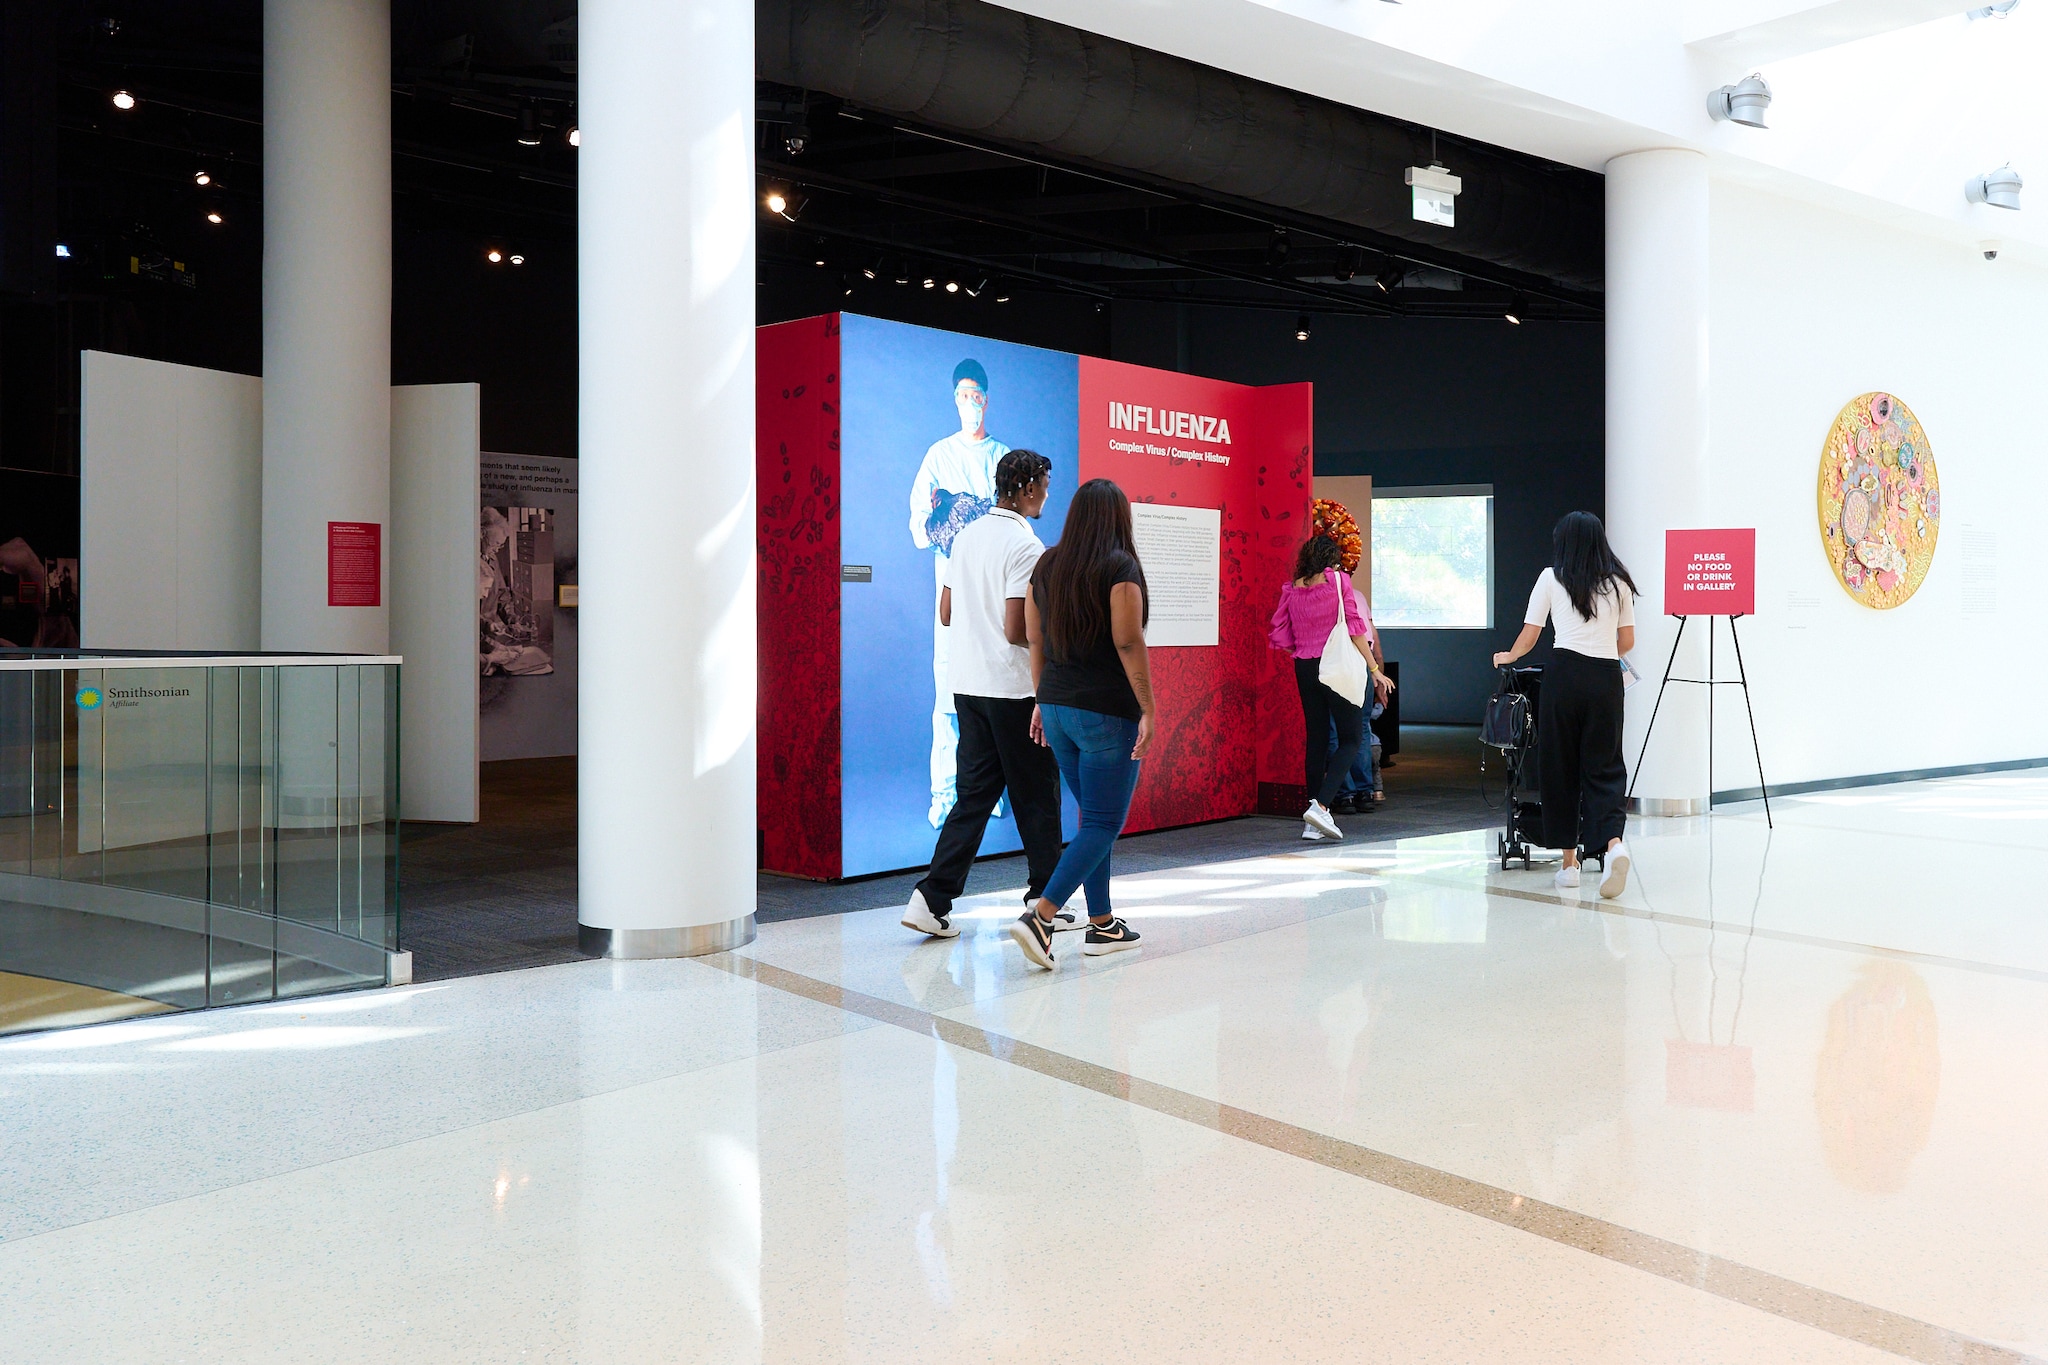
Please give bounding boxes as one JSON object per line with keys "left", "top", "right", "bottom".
{"left": 1818, "top": 392, "right": 1939, "bottom": 608}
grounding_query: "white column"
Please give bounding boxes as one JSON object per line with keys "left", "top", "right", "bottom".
{"left": 1606, "top": 149, "right": 1711, "bottom": 813}
{"left": 261, "top": 0, "right": 391, "bottom": 653}
{"left": 577, "top": 0, "right": 757, "bottom": 955}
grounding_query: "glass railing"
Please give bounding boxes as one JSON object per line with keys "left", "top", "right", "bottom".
{"left": 0, "top": 650, "right": 402, "bottom": 1035}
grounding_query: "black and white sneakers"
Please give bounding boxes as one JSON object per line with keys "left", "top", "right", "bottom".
{"left": 1082, "top": 917, "right": 1142, "bottom": 957}
{"left": 1009, "top": 910, "right": 1058, "bottom": 969}
{"left": 901, "top": 889, "right": 960, "bottom": 939}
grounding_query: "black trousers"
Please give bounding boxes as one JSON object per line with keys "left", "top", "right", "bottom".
{"left": 914, "top": 693, "right": 1064, "bottom": 915}
{"left": 1294, "top": 657, "right": 1364, "bottom": 807}
{"left": 1537, "top": 648, "right": 1628, "bottom": 853}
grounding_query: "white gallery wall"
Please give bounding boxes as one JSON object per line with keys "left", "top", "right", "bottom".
{"left": 79, "top": 351, "right": 262, "bottom": 651}
{"left": 391, "top": 384, "right": 482, "bottom": 823}
{"left": 1701, "top": 178, "right": 2048, "bottom": 791}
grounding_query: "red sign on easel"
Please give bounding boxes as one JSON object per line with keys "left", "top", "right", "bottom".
{"left": 1664, "top": 528, "right": 1755, "bottom": 616}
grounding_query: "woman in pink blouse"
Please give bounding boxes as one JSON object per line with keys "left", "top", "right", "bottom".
{"left": 1269, "top": 534, "right": 1393, "bottom": 841}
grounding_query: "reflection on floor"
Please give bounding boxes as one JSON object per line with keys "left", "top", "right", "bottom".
{"left": 399, "top": 726, "right": 1499, "bottom": 982}
{"left": 10, "top": 769, "right": 2044, "bottom": 1361}
{"left": 0, "top": 969, "right": 171, "bottom": 1035}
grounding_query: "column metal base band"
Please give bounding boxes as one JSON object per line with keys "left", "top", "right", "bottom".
{"left": 1626, "top": 796, "right": 1710, "bottom": 817}
{"left": 578, "top": 915, "right": 757, "bottom": 959}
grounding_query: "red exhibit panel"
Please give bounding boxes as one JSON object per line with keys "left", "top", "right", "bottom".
{"left": 756, "top": 314, "right": 843, "bottom": 878}
{"left": 1077, "top": 359, "right": 1311, "bottom": 831}
{"left": 1664, "top": 528, "right": 1756, "bottom": 616}
{"left": 326, "top": 521, "right": 381, "bottom": 607}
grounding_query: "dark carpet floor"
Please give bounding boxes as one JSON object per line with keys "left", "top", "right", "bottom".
{"left": 399, "top": 725, "right": 1500, "bottom": 983}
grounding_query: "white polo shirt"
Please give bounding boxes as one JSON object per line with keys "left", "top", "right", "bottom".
{"left": 942, "top": 506, "right": 1045, "bottom": 699}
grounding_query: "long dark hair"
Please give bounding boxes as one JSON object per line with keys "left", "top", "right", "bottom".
{"left": 1037, "top": 478, "right": 1147, "bottom": 660}
{"left": 1552, "top": 511, "right": 1637, "bottom": 620}
{"left": 1293, "top": 534, "right": 1343, "bottom": 582}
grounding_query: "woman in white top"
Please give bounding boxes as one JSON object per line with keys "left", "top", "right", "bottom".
{"left": 1492, "top": 512, "right": 1638, "bottom": 897}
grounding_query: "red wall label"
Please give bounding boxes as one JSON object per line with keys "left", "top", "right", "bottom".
{"left": 327, "top": 521, "right": 382, "bottom": 607}
{"left": 1664, "top": 528, "right": 1755, "bottom": 616}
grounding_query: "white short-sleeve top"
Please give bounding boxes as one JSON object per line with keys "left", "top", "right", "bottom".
{"left": 1525, "top": 567, "right": 1635, "bottom": 661}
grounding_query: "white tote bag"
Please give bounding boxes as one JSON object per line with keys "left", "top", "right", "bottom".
{"left": 1316, "top": 569, "right": 1372, "bottom": 708}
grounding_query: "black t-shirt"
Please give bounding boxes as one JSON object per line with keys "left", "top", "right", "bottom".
{"left": 1031, "top": 555, "right": 1145, "bottom": 720}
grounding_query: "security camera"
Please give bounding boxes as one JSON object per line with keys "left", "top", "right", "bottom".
{"left": 1980, "top": 239, "right": 2002, "bottom": 261}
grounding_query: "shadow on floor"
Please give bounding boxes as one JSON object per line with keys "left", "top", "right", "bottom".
{"left": 399, "top": 726, "right": 1499, "bottom": 983}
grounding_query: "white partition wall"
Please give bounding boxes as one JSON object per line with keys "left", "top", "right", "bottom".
{"left": 391, "top": 384, "right": 482, "bottom": 824}
{"left": 79, "top": 351, "right": 263, "bottom": 651}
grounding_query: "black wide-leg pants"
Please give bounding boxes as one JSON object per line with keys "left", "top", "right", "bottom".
{"left": 1536, "top": 647, "right": 1628, "bottom": 853}
{"left": 1294, "top": 657, "right": 1364, "bottom": 808}
{"left": 915, "top": 693, "right": 1064, "bottom": 915}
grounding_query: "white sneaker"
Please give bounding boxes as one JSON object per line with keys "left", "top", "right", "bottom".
{"left": 900, "top": 889, "right": 959, "bottom": 938}
{"left": 1554, "top": 865, "right": 1581, "bottom": 890}
{"left": 1600, "top": 843, "right": 1631, "bottom": 899}
{"left": 1300, "top": 824, "right": 1327, "bottom": 841}
{"left": 1302, "top": 801, "right": 1342, "bottom": 840}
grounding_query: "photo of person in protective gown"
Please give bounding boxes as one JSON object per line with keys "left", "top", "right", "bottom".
{"left": 907, "top": 359, "right": 1009, "bottom": 827}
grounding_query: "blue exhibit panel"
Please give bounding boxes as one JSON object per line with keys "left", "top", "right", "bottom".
{"left": 837, "top": 315, "right": 1080, "bottom": 877}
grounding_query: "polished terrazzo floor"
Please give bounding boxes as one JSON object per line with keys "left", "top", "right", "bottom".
{"left": 4, "top": 771, "right": 2045, "bottom": 1362}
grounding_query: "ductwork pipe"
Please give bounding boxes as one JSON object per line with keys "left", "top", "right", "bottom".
{"left": 758, "top": 0, "right": 1604, "bottom": 293}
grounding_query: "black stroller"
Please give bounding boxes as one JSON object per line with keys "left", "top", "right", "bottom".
{"left": 1481, "top": 665, "right": 1605, "bottom": 874}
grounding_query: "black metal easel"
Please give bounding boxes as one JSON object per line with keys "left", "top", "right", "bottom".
{"left": 1626, "top": 614, "right": 1772, "bottom": 829}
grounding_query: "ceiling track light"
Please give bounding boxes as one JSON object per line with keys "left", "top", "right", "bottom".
{"left": 893, "top": 260, "right": 912, "bottom": 285}
{"left": 193, "top": 169, "right": 212, "bottom": 187}
{"left": 1504, "top": 294, "right": 1523, "bottom": 325}
{"left": 965, "top": 278, "right": 988, "bottom": 298}
{"left": 1294, "top": 313, "right": 1312, "bottom": 342}
{"left": 1266, "top": 228, "right": 1291, "bottom": 267}
{"left": 1375, "top": 263, "right": 1405, "bottom": 292}
{"left": 1706, "top": 73, "right": 1772, "bottom": 128}
{"left": 862, "top": 261, "right": 880, "bottom": 280}
{"left": 517, "top": 106, "right": 542, "bottom": 147}
{"left": 110, "top": 89, "right": 137, "bottom": 111}
{"left": 763, "top": 188, "right": 804, "bottom": 222}
{"left": 486, "top": 248, "right": 504, "bottom": 264}
{"left": 204, "top": 208, "right": 224, "bottom": 225}
{"left": 566, "top": 125, "right": 580, "bottom": 148}
{"left": 923, "top": 277, "right": 937, "bottom": 289}
{"left": 1334, "top": 246, "right": 1365, "bottom": 283}
{"left": 1966, "top": 163, "right": 2023, "bottom": 210}
{"left": 944, "top": 280, "right": 960, "bottom": 293}
{"left": 509, "top": 254, "right": 525, "bottom": 266}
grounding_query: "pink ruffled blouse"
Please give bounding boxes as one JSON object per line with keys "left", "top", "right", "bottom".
{"left": 1269, "top": 570, "right": 1375, "bottom": 660}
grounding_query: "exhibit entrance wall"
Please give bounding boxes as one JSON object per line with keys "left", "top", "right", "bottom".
{"left": 759, "top": 313, "right": 1312, "bottom": 880}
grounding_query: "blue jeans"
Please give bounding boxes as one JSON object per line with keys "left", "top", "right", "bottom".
{"left": 1037, "top": 704, "right": 1143, "bottom": 917}
{"left": 1330, "top": 703, "right": 1382, "bottom": 798}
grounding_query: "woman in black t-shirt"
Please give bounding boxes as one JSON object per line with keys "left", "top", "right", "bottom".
{"left": 1009, "top": 478, "right": 1156, "bottom": 970}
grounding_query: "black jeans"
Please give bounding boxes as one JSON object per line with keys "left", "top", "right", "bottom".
{"left": 914, "top": 693, "right": 1064, "bottom": 916}
{"left": 1537, "top": 648, "right": 1628, "bottom": 853}
{"left": 1294, "top": 657, "right": 1364, "bottom": 808}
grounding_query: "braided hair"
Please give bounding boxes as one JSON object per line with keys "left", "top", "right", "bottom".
{"left": 995, "top": 448, "right": 1052, "bottom": 502}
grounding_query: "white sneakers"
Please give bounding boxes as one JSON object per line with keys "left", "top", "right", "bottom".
{"left": 900, "top": 889, "right": 959, "bottom": 938}
{"left": 1302, "top": 800, "right": 1342, "bottom": 841}
{"left": 1600, "top": 842, "right": 1631, "bottom": 899}
{"left": 1553, "top": 865, "right": 1580, "bottom": 890}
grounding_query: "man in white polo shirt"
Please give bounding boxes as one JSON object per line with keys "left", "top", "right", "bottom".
{"left": 903, "top": 450, "right": 1066, "bottom": 939}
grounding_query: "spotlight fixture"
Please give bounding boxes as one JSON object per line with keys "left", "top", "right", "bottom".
{"left": 923, "top": 277, "right": 936, "bottom": 289}
{"left": 54, "top": 244, "right": 70, "bottom": 258}
{"left": 814, "top": 256, "right": 827, "bottom": 267}
{"left": 893, "top": 261, "right": 912, "bottom": 285}
{"left": 110, "top": 90, "right": 137, "bottom": 111}
{"left": 566, "top": 125, "right": 580, "bottom": 148}
{"left": 509, "top": 254, "right": 526, "bottom": 266}
{"left": 965, "top": 278, "right": 988, "bottom": 298}
{"left": 764, "top": 190, "right": 787, "bottom": 215}
{"left": 995, "top": 294, "right": 1011, "bottom": 303}
{"left": 945, "top": 280, "right": 960, "bottom": 293}
{"left": 205, "top": 209, "right": 224, "bottom": 225}
{"left": 861, "top": 261, "right": 879, "bottom": 280}
{"left": 1375, "top": 263, "right": 1405, "bottom": 292}
{"left": 1266, "top": 229, "right": 1291, "bottom": 266}
{"left": 517, "top": 107, "right": 541, "bottom": 147}
{"left": 1504, "top": 294, "right": 1522, "bottom": 324}
{"left": 1966, "top": 164, "right": 2023, "bottom": 210}
{"left": 1294, "top": 313, "right": 1312, "bottom": 342}
{"left": 193, "top": 170, "right": 212, "bottom": 187}
{"left": 486, "top": 248, "right": 504, "bottom": 263}
{"left": 763, "top": 189, "right": 804, "bottom": 222}
{"left": 1334, "top": 246, "right": 1365, "bottom": 282}
{"left": 784, "top": 121, "right": 810, "bottom": 157}
{"left": 841, "top": 272, "right": 856, "bottom": 298}
{"left": 1706, "top": 73, "right": 1772, "bottom": 128}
